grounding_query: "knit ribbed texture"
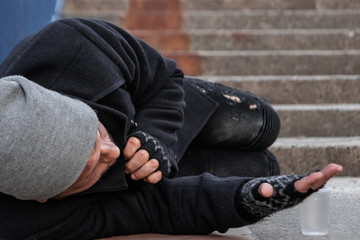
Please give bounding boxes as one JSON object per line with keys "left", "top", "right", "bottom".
{"left": 129, "top": 131, "right": 171, "bottom": 176}
{"left": 0, "top": 76, "right": 98, "bottom": 200}
{"left": 236, "top": 174, "right": 312, "bottom": 221}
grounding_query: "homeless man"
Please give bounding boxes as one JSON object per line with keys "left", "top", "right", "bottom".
{"left": 0, "top": 18, "right": 343, "bottom": 240}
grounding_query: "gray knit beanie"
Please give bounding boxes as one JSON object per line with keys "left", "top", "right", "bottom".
{"left": 0, "top": 75, "right": 99, "bottom": 200}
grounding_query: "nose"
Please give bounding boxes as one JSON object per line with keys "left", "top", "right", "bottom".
{"left": 100, "top": 141, "right": 121, "bottom": 163}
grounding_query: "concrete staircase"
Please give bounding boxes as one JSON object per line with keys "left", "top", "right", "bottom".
{"left": 62, "top": 0, "right": 360, "bottom": 176}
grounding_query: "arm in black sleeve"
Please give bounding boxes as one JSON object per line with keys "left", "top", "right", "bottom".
{"left": 64, "top": 18, "right": 186, "bottom": 176}
{"left": 126, "top": 40, "right": 186, "bottom": 176}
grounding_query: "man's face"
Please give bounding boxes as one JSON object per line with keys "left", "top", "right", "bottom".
{"left": 47, "top": 122, "right": 120, "bottom": 200}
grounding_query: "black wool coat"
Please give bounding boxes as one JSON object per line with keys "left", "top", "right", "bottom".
{"left": 0, "top": 19, "right": 258, "bottom": 240}
{"left": 0, "top": 18, "right": 218, "bottom": 195}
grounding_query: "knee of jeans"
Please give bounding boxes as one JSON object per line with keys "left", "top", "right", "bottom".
{"left": 247, "top": 100, "right": 281, "bottom": 150}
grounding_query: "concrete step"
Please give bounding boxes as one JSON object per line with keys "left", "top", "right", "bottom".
{"left": 274, "top": 104, "right": 360, "bottom": 137}
{"left": 183, "top": 0, "right": 317, "bottom": 10}
{"left": 270, "top": 137, "right": 360, "bottom": 176}
{"left": 204, "top": 75, "right": 360, "bottom": 104}
{"left": 183, "top": 10, "right": 360, "bottom": 30}
{"left": 182, "top": 0, "right": 360, "bottom": 10}
{"left": 61, "top": 10, "right": 126, "bottom": 27}
{"left": 125, "top": 11, "right": 182, "bottom": 30}
{"left": 130, "top": 29, "right": 360, "bottom": 51}
{"left": 63, "top": 0, "right": 183, "bottom": 31}
{"left": 187, "top": 29, "right": 360, "bottom": 51}
{"left": 63, "top": 0, "right": 128, "bottom": 12}
{"left": 165, "top": 50, "right": 360, "bottom": 76}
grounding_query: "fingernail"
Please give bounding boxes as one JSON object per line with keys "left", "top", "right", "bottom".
{"left": 131, "top": 174, "right": 137, "bottom": 180}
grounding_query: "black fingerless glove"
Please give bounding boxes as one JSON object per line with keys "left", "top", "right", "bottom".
{"left": 236, "top": 174, "right": 315, "bottom": 221}
{"left": 129, "top": 131, "right": 172, "bottom": 177}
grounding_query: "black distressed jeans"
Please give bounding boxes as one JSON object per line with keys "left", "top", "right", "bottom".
{"left": 178, "top": 77, "right": 281, "bottom": 178}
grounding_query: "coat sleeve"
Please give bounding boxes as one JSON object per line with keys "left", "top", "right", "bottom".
{"left": 64, "top": 19, "right": 186, "bottom": 176}
{"left": 0, "top": 18, "right": 186, "bottom": 176}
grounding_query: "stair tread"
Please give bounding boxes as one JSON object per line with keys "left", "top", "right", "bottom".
{"left": 273, "top": 136, "right": 360, "bottom": 147}
{"left": 204, "top": 74, "right": 360, "bottom": 81}
{"left": 167, "top": 49, "right": 360, "bottom": 56}
{"left": 273, "top": 103, "right": 360, "bottom": 111}
{"left": 185, "top": 9, "right": 360, "bottom": 15}
{"left": 132, "top": 28, "right": 360, "bottom": 35}
{"left": 182, "top": 0, "right": 360, "bottom": 10}
{"left": 65, "top": 9, "right": 360, "bottom": 15}
{"left": 62, "top": 10, "right": 126, "bottom": 16}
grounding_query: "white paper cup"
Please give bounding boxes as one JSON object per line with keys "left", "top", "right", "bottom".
{"left": 300, "top": 186, "right": 331, "bottom": 236}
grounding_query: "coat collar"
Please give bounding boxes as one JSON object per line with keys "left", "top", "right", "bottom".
{"left": 73, "top": 101, "right": 130, "bottom": 196}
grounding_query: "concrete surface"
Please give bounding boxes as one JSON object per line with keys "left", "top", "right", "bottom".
{"left": 270, "top": 137, "right": 360, "bottom": 176}
{"left": 188, "top": 29, "right": 360, "bottom": 51}
{"left": 181, "top": 0, "right": 360, "bottom": 10}
{"left": 195, "top": 50, "right": 360, "bottom": 75}
{"left": 207, "top": 75, "right": 360, "bottom": 104}
{"left": 275, "top": 104, "right": 360, "bottom": 137}
{"left": 183, "top": 10, "right": 360, "bottom": 30}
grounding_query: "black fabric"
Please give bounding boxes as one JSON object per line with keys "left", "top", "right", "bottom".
{"left": 236, "top": 174, "right": 313, "bottom": 221}
{"left": 173, "top": 78, "right": 219, "bottom": 159}
{"left": 178, "top": 148, "right": 280, "bottom": 178}
{"left": 187, "top": 77, "right": 280, "bottom": 150}
{"left": 129, "top": 131, "right": 173, "bottom": 177}
{"left": 0, "top": 174, "right": 254, "bottom": 240}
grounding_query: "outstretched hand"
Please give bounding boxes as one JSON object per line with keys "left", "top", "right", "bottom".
{"left": 259, "top": 163, "right": 343, "bottom": 198}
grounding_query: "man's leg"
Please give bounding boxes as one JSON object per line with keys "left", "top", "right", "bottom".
{"left": 186, "top": 77, "right": 280, "bottom": 150}
{"left": 179, "top": 77, "right": 281, "bottom": 177}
